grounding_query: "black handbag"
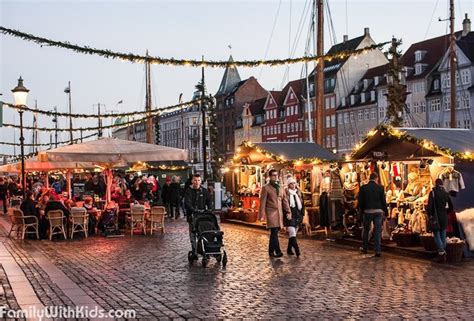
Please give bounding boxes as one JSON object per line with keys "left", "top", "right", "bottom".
{"left": 428, "top": 191, "right": 440, "bottom": 232}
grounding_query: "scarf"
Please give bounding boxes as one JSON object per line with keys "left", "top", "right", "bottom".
{"left": 288, "top": 188, "right": 302, "bottom": 210}
{"left": 270, "top": 181, "right": 280, "bottom": 196}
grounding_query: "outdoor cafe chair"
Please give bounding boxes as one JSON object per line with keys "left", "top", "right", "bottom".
{"left": 128, "top": 205, "right": 146, "bottom": 236}
{"left": 70, "top": 207, "right": 89, "bottom": 239}
{"left": 149, "top": 206, "right": 166, "bottom": 235}
{"left": 47, "top": 209, "right": 67, "bottom": 241}
{"left": 8, "top": 208, "right": 39, "bottom": 240}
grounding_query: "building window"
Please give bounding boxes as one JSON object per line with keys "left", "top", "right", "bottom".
{"left": 325, "top": 116, "right": 331, "bottom": 128}
{"left": 461, "top": 69, "right": 471, "bottom": 85}
{"left": 433, "top": 79, "right": 440, "bottom": 91}
{"left": 358, "top": 111, "right": 363, "bottom": 121}
{"left": 344, "top": 113, "right": 349, "bottom": 124}
{"left": 371, "top": 109, "right": 376, "bottom": 120}
{"left": 331, "top": 115, "right": 336, "bottom": 128}
{"left": 415, "top": 50, "right": 422, "bottom": 62}
{"left": 338, "top": 114, "right": 343, "bottom": 125}
{"left": 364, "top": 109, "right": 369, "bottom": 120}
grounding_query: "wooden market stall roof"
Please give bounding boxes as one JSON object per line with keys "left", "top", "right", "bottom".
{"left": 236, "top": 141, "right": 339, "bottom": 165}
{"left": 350, "top": 126, "right": 474, "bottom": 161}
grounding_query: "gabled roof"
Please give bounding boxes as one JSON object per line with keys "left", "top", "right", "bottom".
{"left": 456, "top": 31, "right": 474, "bottom": 62}
{"left": 216, "top": 55, "right": 241, "bottom": 96}
{"left": 400, "top": 33, "right": 461, "bottom": 80}
{"left": 282, "top": 78, "right": 305, "bottom": 103}
{"left": 309, "top": 34, "right": 366, "bottom": 78}
{"left": 265, "top": 91, "right": 285, "bottom": 109}
{"left": 249, "top": 98, "right": 267, "bottom": 116}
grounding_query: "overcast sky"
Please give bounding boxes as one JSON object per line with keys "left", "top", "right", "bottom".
{"left": 1, "top": 0, "right": 473, "bottom": 156}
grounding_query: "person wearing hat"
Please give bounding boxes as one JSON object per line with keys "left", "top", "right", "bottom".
{"left": 284, "top": 177, "right": 304, "bottom": 257}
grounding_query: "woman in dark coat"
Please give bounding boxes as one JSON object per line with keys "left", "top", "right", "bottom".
{"left": 284, "top": 177, "right": 305, "bottom": 257}
{"left": 427, "top": 178, "right": 454, "bottom": 261}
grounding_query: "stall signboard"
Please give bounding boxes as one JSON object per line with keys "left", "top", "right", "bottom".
{"left": 372, "top": 151, "right": 388, "bottom": 160}
{"left": 72, "top": 183, "right": 86, "bottom": 199}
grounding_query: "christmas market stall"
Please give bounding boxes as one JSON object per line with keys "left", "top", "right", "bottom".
{"left": 223, "top": 141, "right": 339, "bottom": 229}
{"left": 345, "top": 125, "right": 474, "bottom": 259}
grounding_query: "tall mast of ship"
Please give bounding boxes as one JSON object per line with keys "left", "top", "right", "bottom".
{"left": 314, "top": 0, "right": 324, "bottom": 144}
{"left": 449, "top": 0, "right": 457, "bottom": 128}
{"left": 145, "top": 50, "right": 154, "bottom": 143}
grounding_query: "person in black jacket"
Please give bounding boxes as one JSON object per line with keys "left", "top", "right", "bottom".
{"left": 161, "top": 177, "right": 172, "bottom": 217}
{"left": 184, "top": 174, "right": 211, "bottom": 258}
{"left": 358, "top": 172, "right": 388, "bottom": 257}
{"left": 20, "top": 190, "right": 38, "bottom": 223}
{"left": 427, "top": 178, "right": 454, "bottom": 262}
{"left": 0, "top": 178, "right": 7, "bottom": 214}
{"left": 169, "top": 176, "right": 182, "bottom": 219}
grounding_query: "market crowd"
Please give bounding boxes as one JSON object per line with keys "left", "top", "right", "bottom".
{"left": 0, "top": 172, "right": 196, "bottom": 239}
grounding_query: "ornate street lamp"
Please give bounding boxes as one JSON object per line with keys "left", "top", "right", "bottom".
{"left": 11, "top": 76, "right": 29, "bottom": 198}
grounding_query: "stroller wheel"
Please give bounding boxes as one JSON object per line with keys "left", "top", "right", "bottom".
{"left": 222, "top": 251, "right": 228, "bottom": 268}
{"left": 215, "top": 254, "right": 222, "bottom": 263}
{"left": 202, "top": 256, "right": 208, "bottom": 267}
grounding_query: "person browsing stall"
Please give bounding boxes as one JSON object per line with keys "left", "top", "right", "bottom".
{"left": 184, "top": 174, "right": 211, "bottom": 259}
{"left": 358, "top": 172, "right": 388, "bottom": 257}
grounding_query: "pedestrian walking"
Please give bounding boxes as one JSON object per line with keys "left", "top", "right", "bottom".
{"left": 0, "top": 178, "right": 7, "bottom": 214}
{"left": 169, "top": 176, "right": 182, "bottom": 219}
{"left": 161, "top": 177, "right": 172, "bottom": 218}
{"left": 259, "top": 169, "right": 290, "bottom": 258}
{"left": 358, "top": 172, "right": 388, "bottom": 257}
{"left": 284, "top": 177, "right": 304, "bottom": 257}
{"left": 184, "top": 174, "right": 211, "bottom": 259}
{"left": 427, "top": 178, "right": 454, "bottom": 263}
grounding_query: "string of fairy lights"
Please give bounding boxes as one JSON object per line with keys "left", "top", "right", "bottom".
{"left": 0, "top": 26, "right": 390, "bottom": 67}
{"left": 2, "top": 98, "right": 203, "bottom": 119}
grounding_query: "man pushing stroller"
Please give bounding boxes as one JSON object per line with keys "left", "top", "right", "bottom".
{"left": 184, "top": 174, "right": 211, "bottom": 260}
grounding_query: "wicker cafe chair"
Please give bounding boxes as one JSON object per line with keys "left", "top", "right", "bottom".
{"left": 70, "top": 207, "right": 89, "bottom": 239}
{"left": 149, "top": 206, "right": 166, "bottom": 235}
{"left": 128, "top": 205, "right": 146, "bottom": 236}
{"left": 47, "top": 210, "right": 67, "bottom": 240}
{"left": 8, "top": 208, "right": 39, "bottom": 240}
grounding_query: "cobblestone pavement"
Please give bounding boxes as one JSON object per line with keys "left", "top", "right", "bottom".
{"left": 2, "top": 217, "right": 474, "bottom": 320}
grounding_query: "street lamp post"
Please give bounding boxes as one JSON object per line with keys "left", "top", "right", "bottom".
{"left": 11, "top": 77, "right": 29, "bottom": 198}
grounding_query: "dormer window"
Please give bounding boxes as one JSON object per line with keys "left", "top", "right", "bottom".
{"left": 341, "top": 97, "right": 346, "bottom": 107}
{"left": 433, "top": 79, "right": 440, "bottom": 91}
{"left": 415, "top": 64, "right": 423, "bottom": 75}
{"left": 361, "top": 93, "right": 366, "bottom": 103}
{"left": 350, "top": 95, "right": 355, "bottom": 105}
{"left": 363, "top": 79, "right": 368, "bottom": 89}
{"left": 370, "top": 90, "right": 376, "bottom": 101}
{"left": 415, "top": 50, "right": 426, "bottom": 62}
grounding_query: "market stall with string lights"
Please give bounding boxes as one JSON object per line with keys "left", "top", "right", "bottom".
{"left": 344, "top": 125, "right": 474, "bottom": 259}
{"left": 222, "top": 141, "right": 339, "bottom": 228}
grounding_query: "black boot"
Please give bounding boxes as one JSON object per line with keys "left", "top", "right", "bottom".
{"left": 293, "top": 237, "right": 300, "bottom": 257}
{"left": 287, "top": 238, "right": 294, "bottom": 255}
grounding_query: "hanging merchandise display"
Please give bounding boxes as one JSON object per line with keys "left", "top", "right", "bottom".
{"left": 344, "top": 125, "right": 474, "bottom": 255}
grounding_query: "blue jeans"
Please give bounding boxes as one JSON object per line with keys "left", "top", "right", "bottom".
{"left": 362, "top": 213, "right": 383, "bottom": 254}
{"left": 434, "top": 229, "right": 447, "bottom": 254}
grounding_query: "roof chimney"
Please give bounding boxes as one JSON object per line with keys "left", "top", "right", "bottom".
{"left": 364, "top": 27, "right": 370, "bottom": 36}
{"left": 343, "top": 35, "right": 348, "bottom": 42}
{"left": 462, "top": 13, "right": 471, "bottom": 37}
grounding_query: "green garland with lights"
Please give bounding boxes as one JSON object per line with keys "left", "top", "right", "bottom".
{"left": 236, "top": 141, "right": 336, "bottom": 165}
{"left": 2, "top": 99, "right": 201, "bottom": 119}
{"left": 0, "top": 26, "right": 390, "bottom": 68}
{"left": 350, "top": 125, "right": 474, "bottom": 161}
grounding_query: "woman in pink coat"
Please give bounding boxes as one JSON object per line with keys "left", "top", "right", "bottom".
{"left": 259, "top": 169, "right": 291, "bottom": 258}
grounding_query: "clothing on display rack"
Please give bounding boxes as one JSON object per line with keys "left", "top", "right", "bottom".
{"left": 439, "top": 167, "right": 465, "bottom": 194}
{"left": 319, "top": 192, "right": 330, "bottom": 227}
{"left": 378, "top": 163, "right": 390, "bottom": 189}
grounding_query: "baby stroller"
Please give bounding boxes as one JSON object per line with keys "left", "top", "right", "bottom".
{"left": 98, "top": 208, "right": 122, "bottom": 237}
{"left": 188, "top": 210, "right": 227, "bottom": 267}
